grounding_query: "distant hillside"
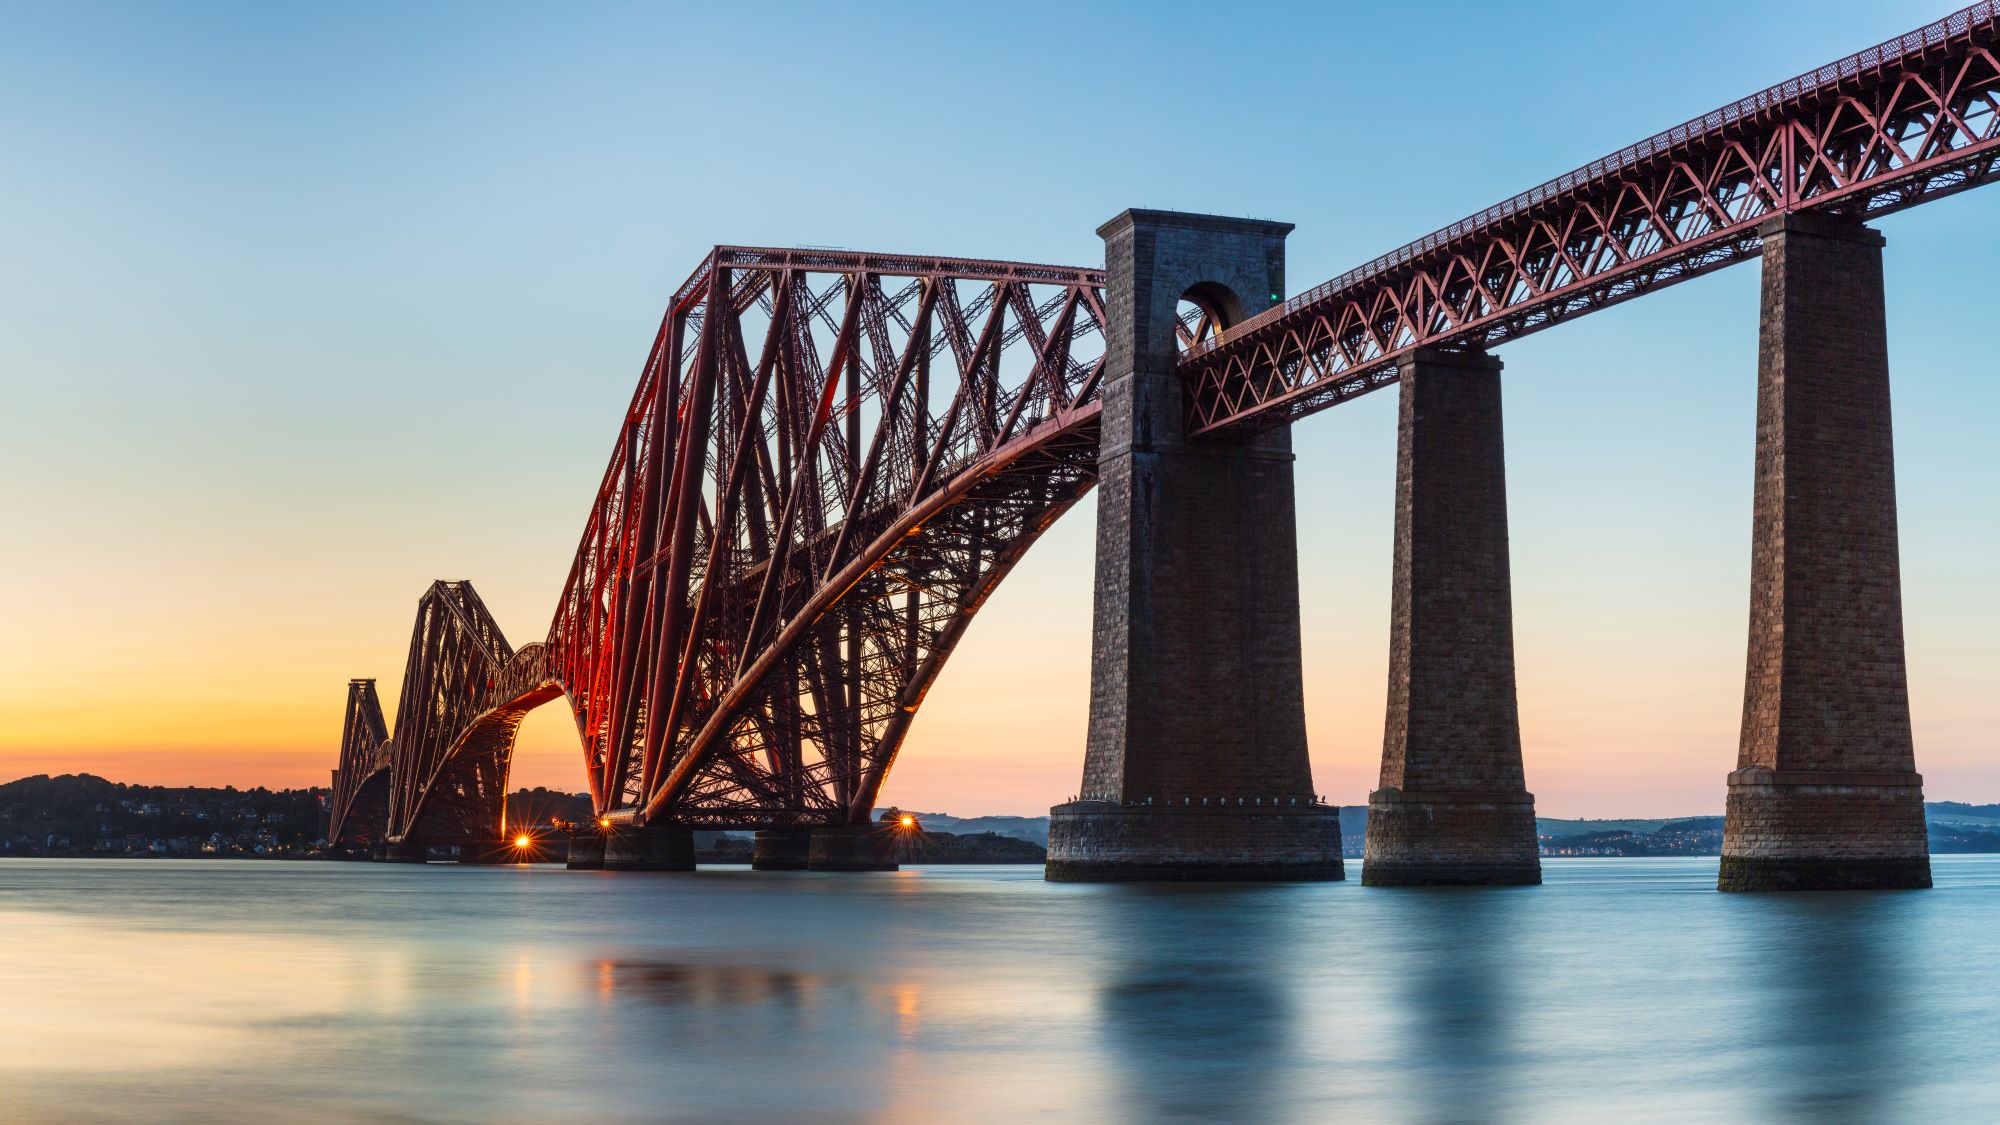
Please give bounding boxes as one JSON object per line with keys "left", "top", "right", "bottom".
{"left": 1344, "top": 805, "right": 1999, "bottom": 858}
{"left": 873, "top": 802, "right": 2000, "bottom": 858}
{"left": 1922, "top": 802, "right": 2000, "bottom": 829}
{"left": 12, "top": 776, "right": 1999, "bottom": 860}
{"left": 0, "top": 773, "right": 592, "bottom": 858}
{"left": 1, "top": 773, "right": 325, "bottom": 857}
{"left": 880, "top": 811, "right": 1052, "bottom": 846}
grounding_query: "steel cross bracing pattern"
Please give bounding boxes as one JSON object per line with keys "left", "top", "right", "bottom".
{"left": 553, "top": 250, "right": 1106, "bottom": 830}
{"left": 1184, "top": 2, "right": 2000, "bottom": 436}
{"left": 327, "top": 678, "right": 389, "bottom": 844}
{"left": 329, "top": 581, "right": 569, "bottom": 845}
{"left": 332, "top": 3, "right": 2000, "bottom": 848}
{"left": 332, "top": 253, "right": 1108, "bottom": 845}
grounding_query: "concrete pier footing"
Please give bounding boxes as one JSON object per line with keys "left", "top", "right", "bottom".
{"left": 1363, "top": 790, "right": 1540, "bottom": 886}
{"left": 1362, "top": 349, "right": 1539, "bottom": 887}
{"left": 1719, "top": 214, "right": 1929, "bottom": 891}
{"left": 457, "top": 838, "right": 514, "bottom": 864}
{"left": 603, "top": 825, "right": 696, "bottom": 872}
{"left": 752, "top": 830, "right": 812, "bottom": 871}
{"left": 383, "top": 839, "right": 429, "bottom": 864}
{"left": 807, "top": 825, "right": 898, "bottom": 871}
{"left": 1044, "top": 209, "right": 1341, "bottom": 883}
{"left": 1722, "top": 768, "right": 1929, "bottom": 890}
{"left": 1046, "top": 802, "right": 1340, "bottom": 882}
{"left": 565, "top": 832, "right": 606, "bottom": 870}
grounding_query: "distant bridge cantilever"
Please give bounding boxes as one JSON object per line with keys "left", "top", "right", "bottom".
{"left": 331, "top": 252, "right": 1109, "bottom": 857}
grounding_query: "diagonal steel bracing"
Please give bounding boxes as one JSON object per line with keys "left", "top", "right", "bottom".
{"left": 335, "top": 3, "right": 2000, "bottom": 846}
{"left": 1184, "top": 2, "right": 2000, "bottom": 436}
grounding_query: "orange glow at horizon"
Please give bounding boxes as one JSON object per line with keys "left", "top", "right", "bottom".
{"left": 7, "top": 381, "right": 1999, "bottom": 820}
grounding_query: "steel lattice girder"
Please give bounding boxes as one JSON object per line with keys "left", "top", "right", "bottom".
{"left": 1183, "top": 2, "right": 2000, "bottom": 436}
{"left": 368, "top": 582, "right": 557, "bottom": 843}
{"left": 541, "top": 250, "right": 1108, "bottom": 829}
{"left": 327, "top": 678, "right": 390, "bottom": 845}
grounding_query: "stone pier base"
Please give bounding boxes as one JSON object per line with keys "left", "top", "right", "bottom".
{"left": 752, "top": 830, "right": 812, "bottom": 871}
{"left": 1720, "top": 215, "right": 1930, "bottom": 892}
{"left": 807, "top": 825, "right": 898, "bottom": 872}
{"left": 1045, "top": 802, "right": 1342, "bottom": 882}
{"left": 383, "top": 839, "right": 429, "bottom": 864}
{"left": 1362, "top": 789, "right": 1540, "bottom": 886}
{"left": 457, "top": 838, "right": 516, "bottom": 864}
{"left": 603, "top": 825, "right": 696, "bottom": 872}
{"left": 1719, "top": 769, "right": 1930, "bottom": 890}
{"left": 565, "top": 833, "right": 606, "bottom": 870}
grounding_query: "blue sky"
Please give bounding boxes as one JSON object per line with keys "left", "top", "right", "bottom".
{"left": 2, "top": 0, "right": 1992, "bottom": 815}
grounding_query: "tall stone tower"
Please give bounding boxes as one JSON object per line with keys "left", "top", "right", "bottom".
{"left": 1045, "top": 209, "right": 1341, "bottom": 881}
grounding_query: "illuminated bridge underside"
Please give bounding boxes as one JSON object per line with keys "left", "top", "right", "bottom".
{"left": 1186, "top": 3, "right": 2000, "bottom": 435}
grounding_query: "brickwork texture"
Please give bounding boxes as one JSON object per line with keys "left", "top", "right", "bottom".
{"left": 1364, "top": 349, "right": 1539, "bottom": 886}
{"left": 1046, "top": 209, "right": 1340, "bottom": 882}
{"left": 1720, "top": 213, "right": 1929, "bottom": 891}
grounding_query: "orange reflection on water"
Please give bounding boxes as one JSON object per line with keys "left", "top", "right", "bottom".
{"left": 0, "top": 908, "right": 350, "bottom": 1076}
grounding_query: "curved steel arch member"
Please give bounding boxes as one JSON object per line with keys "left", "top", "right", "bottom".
{"left": 342, "top": 249, "right": 1108, "bottom": 844}
{"left": 548, "top": 248, "right": 1108, "bottom": 829}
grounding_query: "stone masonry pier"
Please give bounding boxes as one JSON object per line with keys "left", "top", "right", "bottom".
{"left": 1045, "top": 209, "right": 1341, "bottom": 882}
{"left": 1720, "top": 213, "right": 1930, "bottom": 891}
{"left": 1363, "top": 348, "right": 1540, "bottom": 886}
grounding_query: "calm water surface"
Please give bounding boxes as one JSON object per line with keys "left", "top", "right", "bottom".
{"left": 4, "top": 856, "right": 1999, "bottom": 1123}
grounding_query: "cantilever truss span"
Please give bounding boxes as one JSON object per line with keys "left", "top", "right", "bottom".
{"left": 332, "top": 252, "right": 1108, "bottom": 845}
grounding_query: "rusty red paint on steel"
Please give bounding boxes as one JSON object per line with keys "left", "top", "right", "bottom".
{"left": 334, "top": 3, "right": 2000, "bottom": 847}
{"left": 332, "top": 256, "right": 1110, "bottom": 845}
{"left": 1183, "top": 2, "right": 2000, "bottom": 436}
{"left": 549, "top": 256, "right": 1109, "bottom": 830}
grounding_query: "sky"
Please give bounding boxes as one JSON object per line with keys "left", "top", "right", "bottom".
{"left": 2, "top": 0, "right": 1994, "bottom": 818}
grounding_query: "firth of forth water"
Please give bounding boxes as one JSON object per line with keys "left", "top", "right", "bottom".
{"left": 5, "top": 857, "right": 2000, "bottom": 1123}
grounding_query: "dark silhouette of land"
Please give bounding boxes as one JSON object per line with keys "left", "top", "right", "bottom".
{"left": 8, "top": 773, "right": 2000, "bottom": 861}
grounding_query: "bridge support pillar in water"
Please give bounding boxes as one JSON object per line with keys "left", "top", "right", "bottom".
{"left": 807, "top": 825, "right": 898, "bottom": 872}
{"left": 1046, "top": 209, "right": 1341, "bottom": 882}
{"left": 603, "top": 824, "right": 695, "bottom": 872}
{"left": 1364, "top": 349, "right": 1540, "bottom": 886}
{"left": 565, "top": 832, "right": 605, "bottom": 870}
{"left": 752, "top": 830, "right": 812, "bottom": 871}
{"left": 1720, "top": 214, "right": 1929, "bottom": 892}
{"left": 383, "top": 838, "right": 429, "bottom": 864}
{"left": 457, "top": 838, "right": 514, "bottom": 864}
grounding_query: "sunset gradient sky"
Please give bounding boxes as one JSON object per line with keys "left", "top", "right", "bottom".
{"left": 3, "top": 0, "right": 1994, "bottom": 817}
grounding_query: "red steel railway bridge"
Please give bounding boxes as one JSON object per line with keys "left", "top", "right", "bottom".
{"left": 331, "top": 4, "right": 2000, "bottom": 889}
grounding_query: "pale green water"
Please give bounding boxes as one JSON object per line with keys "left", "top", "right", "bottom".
{"left": 3, "top": 856, "right": 1998, "bottom": 1123}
